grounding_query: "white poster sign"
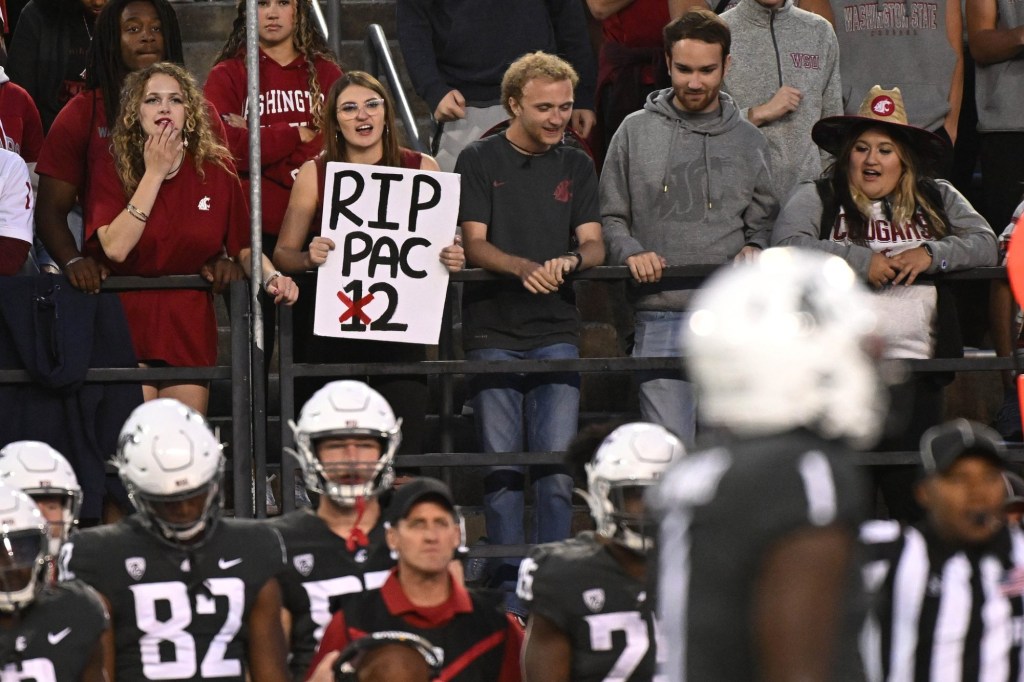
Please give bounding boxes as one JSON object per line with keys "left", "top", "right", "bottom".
{"left": 313, "top": 161, "right": 460, "bottom": 344}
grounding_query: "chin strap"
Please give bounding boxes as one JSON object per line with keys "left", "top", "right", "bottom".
{"left": 345, "top": 496, "right": 370, "bottom": 552}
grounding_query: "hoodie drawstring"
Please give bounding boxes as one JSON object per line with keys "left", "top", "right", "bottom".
{"left": 662, "top": 123, "right": 681, "bottom": 193}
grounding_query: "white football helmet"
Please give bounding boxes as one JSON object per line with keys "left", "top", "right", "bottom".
{"left": 0, "top": 483, "right": 48, "bottom": 613}
{"left": 582, "top": 423, "right": 686, "bottom": 553}
{"left": 289, "top": 381, "right": 400, "bottom": 507}
{"left": 115, "top": 399, "right": 224, "bottom": 545}
{"left": 683, "top": 248, "right": 887, "bottom": 448}
{"left": 0, "top": 441, "right": 82, "bottom": 556}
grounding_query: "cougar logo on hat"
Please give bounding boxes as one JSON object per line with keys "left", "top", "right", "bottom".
{"left": 871, "top": 96, "right": 895, "bottom": 117}
{"left": 810, "top": 84, "right": 950, "bottom": 173}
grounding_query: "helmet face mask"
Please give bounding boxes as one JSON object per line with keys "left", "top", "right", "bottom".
{"left": 132, "top": 477, "right": 222, "bottom": 544}
{"left": 115, "top": 399, "right": 225, "bottom": 547}
{"left": 0, "top": 441, "right": 83, "bottom": 557}
{"left": 583, "top": 423, "right": 686, "bottom": 554}
{"left": 0, "top": 486, "right": 48, "bottom": 614}
{"left": 289, "top": 381, "right": 401, "bottom": 507}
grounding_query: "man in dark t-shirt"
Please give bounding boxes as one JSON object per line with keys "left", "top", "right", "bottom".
{"left": 456, "top": 50, "right": 604, "bottom": 618}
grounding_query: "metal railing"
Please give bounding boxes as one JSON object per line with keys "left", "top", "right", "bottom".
{"left": 363, "top": 23, "right": 428, "bottom": 153}
{"left": 0, "top": 276, "right": 258, "bottom": 518}
{"left": 273, "top": 265, "right": 1020, "bottom": 530}
{"left": 3, "top": 266, "right": 1017, "bottom": 536}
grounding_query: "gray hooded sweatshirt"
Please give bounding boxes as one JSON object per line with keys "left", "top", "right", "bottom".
{"left": 601, "top": 88, "right": 778, "bottom": 311}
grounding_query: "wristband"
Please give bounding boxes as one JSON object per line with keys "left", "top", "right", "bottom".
{"left": 565, "top": 250, "right": 582, "bottom": 273}
{"left": 63, "top": 256, "right": 84, "bottom": 269}
{"left": 922, "top": 243, "right": 934, "bottom": 259}
{"left": 263, "top": 271, "right": 283, "bottom": 289}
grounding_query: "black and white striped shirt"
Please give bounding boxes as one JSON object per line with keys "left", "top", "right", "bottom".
{"left": 861, "top": 521, "right": 1024, "bottom": 682}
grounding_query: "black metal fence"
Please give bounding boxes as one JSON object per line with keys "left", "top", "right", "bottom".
{"left": 0, "top": 266, "right": 1018, "bottom": 530}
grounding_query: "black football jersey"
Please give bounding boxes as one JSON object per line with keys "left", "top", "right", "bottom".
{"left": 59, "top": 516, "right": 287, "bottom": 682}
{"left": 654, "top": 430, "right": 868, "bottom": 682}
{"left": 270, "top": 509, "right": 393, "bottom": 681}
{"left": 517, "top": 532, "right": 659, "bottom": 682}
{"left": 0, "top": 581, "right": 107, "bottom": 681}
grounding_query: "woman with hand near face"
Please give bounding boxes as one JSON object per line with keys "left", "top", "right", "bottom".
{"left": 274, "top": 71, "right": 464, "bottom": 456}
{"left": 84, "top": 63, "right": 298, "bottom": 414}
{"left": 772, "top": 85, "right": 996, "bottom": 521}
{"left": 34, "top": 0, "right": 190, "bottom": 294}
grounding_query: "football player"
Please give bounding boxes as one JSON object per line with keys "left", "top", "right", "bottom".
{"left": 0, "top": 482, "right": 108, "bottom": 681}
{"left": 653, "top": 248, "right": 884, "bottom": 681}
{"left": 273, "top": 380, "right": 400, "bottom": 680}
{"left": 516, "top": 422, "right": 686, "bottom": 681}
{"left": 58, "top": 398, "right": 289, "bottom": 681}
{"left": 0, "top": 441, "right": 83, "bottom": 559}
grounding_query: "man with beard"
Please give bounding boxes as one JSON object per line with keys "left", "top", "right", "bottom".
{"left": 599, "top": 8, "right": 777, "bottom": 445}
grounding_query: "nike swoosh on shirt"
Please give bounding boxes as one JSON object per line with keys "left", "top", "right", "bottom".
{"left": 48, "top": 628, "right": 71, "bottom": 645}
{"left": 218, "top": 558, "right": 243, "bottom": 569}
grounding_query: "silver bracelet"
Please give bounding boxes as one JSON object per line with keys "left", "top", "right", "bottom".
{"left": 263, "top": 271, "right": 283, "bottom": 289}
{"left": 63, "top": 256, "right": 84, "bottom": 269}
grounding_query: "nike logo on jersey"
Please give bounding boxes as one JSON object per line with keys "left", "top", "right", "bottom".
{"left": 219, "top": 557, "right": 243, "bottom": 569}
{"left": 48, "top": 628, "right": 71, "bottom": 645}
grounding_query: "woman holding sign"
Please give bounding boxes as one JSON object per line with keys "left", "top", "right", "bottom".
{"left": 84, "top": 62, "right": 299, "bottom": 413}
{"left": 274, "top": 70, "right": 464, "bottom": 457}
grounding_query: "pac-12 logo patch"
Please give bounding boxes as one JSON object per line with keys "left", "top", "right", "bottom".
{"left": 583, "top": 588, "right": 605, "bottom": 612}
{"left": 293, "top": 553, "right": 314, "bottom": 577}
{"left": 125, "top": 557, "right": 146, "bottom": 581}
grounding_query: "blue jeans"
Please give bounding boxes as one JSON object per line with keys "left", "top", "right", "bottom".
{"left": 634, "top": 311, "right": 696, "bottom": 446}
{"left": 467, "top": 343, "right": 579, "bottom": 613}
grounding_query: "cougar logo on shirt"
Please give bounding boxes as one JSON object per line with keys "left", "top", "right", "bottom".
{"left": 553, "top": 179, "right": 572, "bottom": 203}
{"left": 198, "top": 196, "right": 211, "bottom": 211}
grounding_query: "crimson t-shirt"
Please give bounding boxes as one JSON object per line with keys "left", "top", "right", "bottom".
{"left": 83, "top": 159, "right": 250, "bottom": 366}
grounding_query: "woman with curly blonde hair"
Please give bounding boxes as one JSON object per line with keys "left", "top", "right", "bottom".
{"left": 84, "top": 62, "right": 299, "bottom": 413}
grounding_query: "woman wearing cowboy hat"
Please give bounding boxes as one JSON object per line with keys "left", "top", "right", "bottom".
{"left": 772, "top": 85, "right": 997, "bottom": 521}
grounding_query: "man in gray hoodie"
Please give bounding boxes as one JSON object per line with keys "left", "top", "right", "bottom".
{"left": 601, "top": 9, "right": 778, "bottom": 444}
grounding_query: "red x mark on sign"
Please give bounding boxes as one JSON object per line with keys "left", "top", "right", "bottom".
{"left": 337, "top": 290, "right": 375, "bottom": 324}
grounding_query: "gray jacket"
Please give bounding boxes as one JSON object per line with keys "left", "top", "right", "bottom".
{"left": 601, "top": 88, "right": 778, "bottom": 311}
{"left": 771, "top": 179, "right": 997, "bottom": 277}
{"left": 722, "top": 0, "right": 842, "bottom": 201}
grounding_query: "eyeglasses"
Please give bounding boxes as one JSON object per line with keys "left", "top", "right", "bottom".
{"left": 338, "top": 98, "right": 385, "bottom": 119}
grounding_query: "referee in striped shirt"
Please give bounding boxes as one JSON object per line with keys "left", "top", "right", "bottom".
{"left": 861, "top": 419, "right": 1024, "bottom": 682}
